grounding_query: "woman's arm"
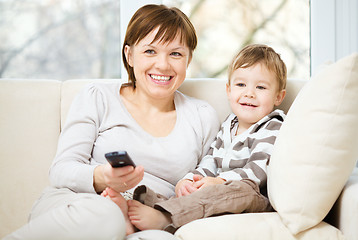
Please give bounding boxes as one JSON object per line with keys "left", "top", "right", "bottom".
{"left": 49, "top": 84, "right": 104, "bottom": 193}
{"left": 49, "top": 84, "right": 143, "bottom": 193}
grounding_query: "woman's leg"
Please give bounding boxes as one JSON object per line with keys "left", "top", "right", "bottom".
{"left": 4, "top": 187, "right": 126, "bottom": 240}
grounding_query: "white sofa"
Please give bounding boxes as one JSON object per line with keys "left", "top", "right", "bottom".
{"left": 0, "top": 76, "right": 358, "bottom": 240}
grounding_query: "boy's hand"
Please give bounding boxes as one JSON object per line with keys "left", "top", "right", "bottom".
{"left": 175, "top": 179, "right": 198, "bottom": 197}
{"left": 192, "top": 174, "right": 204, "bottom": 182}
{"left": 193, "top": 176, "right": 226, "bottom": 190}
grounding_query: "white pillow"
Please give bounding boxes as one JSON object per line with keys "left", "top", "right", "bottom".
{"left": 268, "top": 53, "right": 358, "bottom": 234}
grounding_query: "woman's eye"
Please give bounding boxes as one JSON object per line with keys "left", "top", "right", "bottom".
{"left": 171, "top": 52, "right": 182, "bottom": 57}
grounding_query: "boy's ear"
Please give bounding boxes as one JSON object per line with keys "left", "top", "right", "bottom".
{"left": 124, "top": 45, "right": 133, "bottom": 67}
{"left": 275, "top": 89, "right": 286, "bottom": 106}
{"left": 226, "top": 83, "right": 231, "bottom": 98}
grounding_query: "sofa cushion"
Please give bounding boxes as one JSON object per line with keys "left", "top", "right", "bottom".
{"left": 268, "top": 53, "right": 358, "bottom": 234}
{"left": 175, "top": 213, "right": 344, "bottom": 240}
{"left": 178, "top": 79, "right": 230, "bottom": 122}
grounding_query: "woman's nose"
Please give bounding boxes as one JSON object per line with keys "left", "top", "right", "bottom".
{"left": 155, "top": 54, "right": 170, "bottom": 70}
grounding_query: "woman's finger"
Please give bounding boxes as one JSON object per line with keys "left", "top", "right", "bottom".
{"left": 109, "top": 165, "right": 144, "bottom": 192}
{"left": 111, "top": 165, "right": 135, "bottom": 178}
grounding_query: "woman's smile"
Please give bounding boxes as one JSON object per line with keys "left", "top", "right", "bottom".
{"left": 149, "top": 74, "right": 173, "bottom": 85}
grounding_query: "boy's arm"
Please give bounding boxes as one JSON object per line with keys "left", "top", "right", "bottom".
{"left": 183, "top": 114, "right": 236, "bottom": 182}
{"left": 219, "top": 150, "right": 271, "bottom": 188}
{"left": 181, "top": 148, "right": 217, "bottom": 181}
{"left": 182, "top": 127, "right": 224, "bottom": 181}
{"left": 177, "top": 126, "right": 225, "bottom": 196}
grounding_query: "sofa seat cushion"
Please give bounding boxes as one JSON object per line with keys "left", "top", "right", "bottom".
{"left": 175, "top": 212, "right": 344, "bottom": 240}
{"left": 331, "top": 168, "right": 358, "bottom": 239}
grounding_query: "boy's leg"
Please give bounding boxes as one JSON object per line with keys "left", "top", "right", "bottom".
{"left": 133, "top": 185, "right": 169, "bottom": 207}
{"left": 155, "top": 179, "right": 272, "bottom": 228}
{"left": 4, "top": 187, "right": 126, "bottom": 240}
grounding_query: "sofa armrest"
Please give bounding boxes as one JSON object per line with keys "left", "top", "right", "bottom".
{"left": 328, "top": 167, "right": 358, "bottom": 240}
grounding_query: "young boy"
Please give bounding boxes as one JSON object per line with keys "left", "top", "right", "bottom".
{"left": 107, "top": 44, "right": 287, "bottom": 232}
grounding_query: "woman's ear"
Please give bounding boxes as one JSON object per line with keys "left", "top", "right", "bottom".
{"left": 275, "top": 89, "right": 286, "bottom": 106}
{"left": 124, "top": 45, "right": 133, "bottom": 67}
{"left": 187, "top": 54, "right": 193, "bottom": 68}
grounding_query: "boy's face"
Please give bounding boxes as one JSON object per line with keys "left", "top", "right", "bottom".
{"left": 226, "top": 62, "right": 286, "bottom": 130}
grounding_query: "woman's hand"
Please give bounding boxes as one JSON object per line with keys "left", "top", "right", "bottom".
{"left": 94, "top": 163, "right": 144, "bottom": 193}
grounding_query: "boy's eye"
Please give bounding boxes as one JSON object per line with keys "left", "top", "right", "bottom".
{"left": 144, "top": 49, "right": 155, "bottom": 54}
{"left": 257, "top": 86, "right": 266, "bottom": 90}
{"left": 236, "top": 83, "right": 245, "bottom": 87}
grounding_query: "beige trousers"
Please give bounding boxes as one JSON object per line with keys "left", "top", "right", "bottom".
{"left": 134, "top": 179, "right": 272, "bottom": 229}
{"left": 3, "top": 187, "right": 126, "bottom": 240}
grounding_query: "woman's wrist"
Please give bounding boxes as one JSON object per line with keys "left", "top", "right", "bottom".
{"left": 93, "top": 165, "right": 106, "bottom": 193}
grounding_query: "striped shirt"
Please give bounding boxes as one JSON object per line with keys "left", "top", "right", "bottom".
{"left": 183, "top": 109, "right": 285, "bottom": 189}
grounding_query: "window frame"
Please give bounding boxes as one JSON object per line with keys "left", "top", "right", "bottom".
{"left": 310, "top": 0, "right": 358, "bottom": 76}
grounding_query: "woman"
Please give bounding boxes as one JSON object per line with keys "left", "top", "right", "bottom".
{"left": 4, "top": 4, "right": 220, "bottom": 240}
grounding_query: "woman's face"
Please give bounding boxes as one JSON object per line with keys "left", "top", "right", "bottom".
{"left": 124, "top": 28, "right": 191, "bottom": 100}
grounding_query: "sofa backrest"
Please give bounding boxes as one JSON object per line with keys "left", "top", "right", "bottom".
{"left": 60, "top": 78, "right": 307, "bottom": 127}
{"left": 0, "top": 79, "right": 62, "bottom": 236}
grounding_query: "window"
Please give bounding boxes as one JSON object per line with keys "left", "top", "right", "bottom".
{"left": 1, "top": 0, "right": 310, "bottom": 80}
{"left": 8, "top": 0, "right": 357, "bottom": 81}
{"left": 0, "top": 0, "right": 120, "bottom": 80}
{"left": 163, "top": 0, "right": 310, "bottom": 80}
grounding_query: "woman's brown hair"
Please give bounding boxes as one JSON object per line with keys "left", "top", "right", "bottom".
{"left": 122, "top": 4, "right": 197, "bottom": 86}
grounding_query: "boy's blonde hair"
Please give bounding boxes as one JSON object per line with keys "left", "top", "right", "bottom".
{"left": 228, "top": 44, "right": 287, "bottom": 91}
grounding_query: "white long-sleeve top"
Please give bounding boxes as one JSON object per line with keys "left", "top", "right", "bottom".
{"left": 49, "top": 82, "right": 220, "bottom": 198}
{"left": 184, "top": 109, "right": 285, "bottom": 189}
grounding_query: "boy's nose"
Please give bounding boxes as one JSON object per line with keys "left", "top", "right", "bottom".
{"left": 244, "top": 89, "right": 255, "bottom": 98}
